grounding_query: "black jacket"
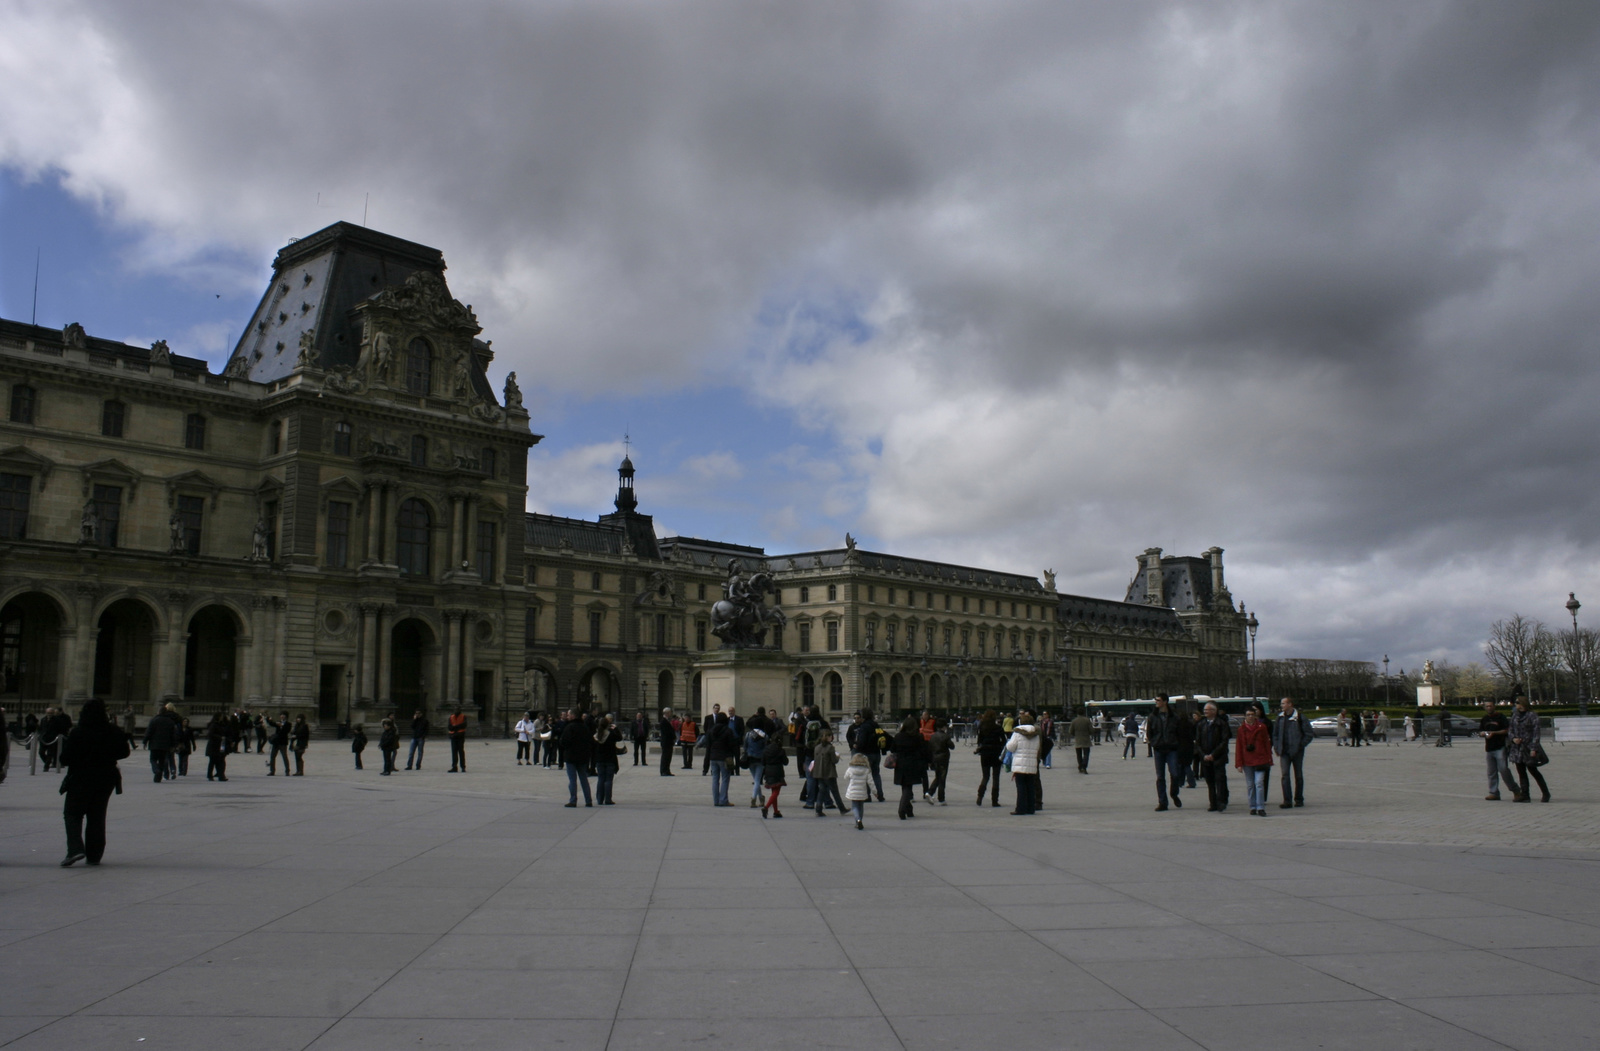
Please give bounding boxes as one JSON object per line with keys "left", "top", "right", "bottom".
{"left": 975, "top": 723, "right": 1006, "bottom": 760}
{"left": 856, "top": 717, "right": 882, "bottom": 755}
{"left": 891, "top": 730, "right": 932, "bottom": 785}
{"left": 143, "top": 712, "right": 179, "bottom": 751}
{"left": 593, "top": 726, "right": 622, "bottom": 766}
{"left": 1145, "top": 708, "right": 1192, "bottom": 752}
{"left": 1195, "top": 715, "right": 1232, "bottom": 761}
{"left": 410, "top": 716, "right": 430, "bottom": 739}
{"left": 271, "top": 718, "right": 291, "bottom": 747}
{"left": 704, "top": 723, "right": 739, "bottom": 762}
{"left": 60, "top": 712, "right": 130, "bottom": 793}
{"left": 560, "top": 719, "right": 593, "bottom": 764}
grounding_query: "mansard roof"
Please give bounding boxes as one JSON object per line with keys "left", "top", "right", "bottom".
{"left": 770, "top": 548, "right": 1047, "bottom": 592}
{"left": 1058, "top": 593, "right": 1187, "bottom": 634}
{"left": 1124, "top": 554, "right": 1216, "bottom": 612}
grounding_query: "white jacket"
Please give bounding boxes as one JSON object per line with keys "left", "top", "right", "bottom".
{"left": 1006, "top": 726, "right": 1041, "bottom": 774}
{"left": 842, "top": 763, "right": 874, "bottom": 801}
{"left": 515, "top": 719, "right": 536, "bottom": 742}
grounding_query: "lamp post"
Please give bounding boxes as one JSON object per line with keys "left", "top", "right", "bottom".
{"left": 1382, "top": 655, "right": 1390, "bottom": 708}
{"left": 1568, "top": 592, "right": 1587, "bottom": 717}
{"left": 1245, "top": 609, "right": 1258, "bottom": 703}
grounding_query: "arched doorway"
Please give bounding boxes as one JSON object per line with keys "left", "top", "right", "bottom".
{"left": 391, "top": 618, "right": 433, "bottom": 710}
{"left": 826, "top": 671, "right": 843, "bottom": 712}
{"left": 579, "top": 666, "right": 617, "bottom": 713}
{"left": 94, "top": 599, "right": 156, "bottom": 706}
{"left": 184, "top": 606, "right": 238, "bottom": 707}
{"left": 0, "top": 592, "right": 64, "bottom": 701}
{"left": 525, "top": 665, "right": 557, "bottom": 713}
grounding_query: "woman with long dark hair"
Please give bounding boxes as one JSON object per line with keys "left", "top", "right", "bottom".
{"left": 1507, "top": 695, "right": 1550, "bottom": 803}
{"left": 593, "top": 714, "right": 624, "bottom": 805}
{"left": 58, "top": 698, "right": 130, "bottom": 867}
{"left": 974, "top": 710, "right": 1005, "bottom": 807}
{"left": 891, "top": 716, "right": 932, "bottom": 819}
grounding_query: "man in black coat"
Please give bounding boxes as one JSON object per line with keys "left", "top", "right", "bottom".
{"left": 855, "top": 711, "right": 886, "bottom": 802}
{"left": 267, "top": 711, "right": 293, "bottom": 775}
{"left": 560, "top": 710, "right": 594, "bottom": 806}
{"left": 1195, "top": 702, "right": 1232, "bottom": 812}
{"left": 59, "top": 699, "right": 131, "bottom": 866}
{"left": 657, "top": 707, "right": 676, "bottom": 776}
{"left": 1145, "top": 695, "right": 1193, "bottom": 812}
{"left": 143, "top": 705, "right": 179, "bottom": 783}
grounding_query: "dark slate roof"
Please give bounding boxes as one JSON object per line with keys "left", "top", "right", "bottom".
{"left": 657, "top": 535, "right": 766, "bottom": 569}
{"left": 525, "top": 514, "right": 630, "bottom": 555}
{"left": 225, "top": 222, "right": 498, "bottom": 390}
{"left": 1058, "top": 594, "right": 1188, "bottom": 634}
{"left": 1125, "top": 554, "right": 1215, "bottom": 612}
{"left": 1, "top": 318, "right": 212, "bottom": 374}
{"left": 770, "top": 548, "right": 1047, "bottom": 592}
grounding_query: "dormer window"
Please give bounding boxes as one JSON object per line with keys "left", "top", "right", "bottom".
{"left": 405, "top": 338, "right": 432, "bottom": 395}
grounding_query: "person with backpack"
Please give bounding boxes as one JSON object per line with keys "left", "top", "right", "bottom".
{"left": 1271, "top": 697, "right": 1314, "bottom": 809}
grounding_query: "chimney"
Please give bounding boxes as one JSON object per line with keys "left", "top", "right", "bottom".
{"left": 1207, "top": 546, "right": 1225, "bottom": 596}
{"left": 1143, "top": 547, "right": 1164, "bottom": 606}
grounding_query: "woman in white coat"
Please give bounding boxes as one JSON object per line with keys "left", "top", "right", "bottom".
{"left": 842, "top": 753, "right": 874, "bottom": 830}
{"left": 1006, "top": 710, "right": 1042, "bottom": 815}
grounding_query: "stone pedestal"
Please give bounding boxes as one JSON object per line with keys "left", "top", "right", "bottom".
{"left": 1416, "top": 682, "right": 1443, "bottom": 707}
{"left": 696, "top": 648, "right": 792, "bottom": 720}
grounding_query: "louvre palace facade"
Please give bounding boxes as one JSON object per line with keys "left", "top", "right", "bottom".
{"left": 1, "top": 222, "right": 1248, "bottom": 728}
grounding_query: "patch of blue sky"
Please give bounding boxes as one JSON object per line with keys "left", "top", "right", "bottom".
{"left": 0, "top": 169, "right": 260, "bottom": 368}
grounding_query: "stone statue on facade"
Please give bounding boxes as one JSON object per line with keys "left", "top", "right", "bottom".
{"left": 503, "top": 372, "right": 523, "bottom": 410}
{"left": 149, "top": 339, "right": 171, "bottom": 365}
{"left": 1043, "top": 568, "right": 1056, "bottom": 591}
{"left": 296, "top": 330, "right": 319, "bottom": 369}
{"left": 168, "top": 509, "right": 185, "bottom": 554}
{"left": 710, "top": 558, "right": 787, "bottom": 648}
{"left": 223, "top": 353, "right": 253, "bottom": 380}
{"left": 250, "top": 516, "right": 271, "bottom": 561}
{"left": 79, "top": 499, "right": 98, "bottom": 543}
{"left": 62, "top": 322, "right": 87, "bottom": 350}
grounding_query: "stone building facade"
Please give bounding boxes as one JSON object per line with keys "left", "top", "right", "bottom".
{"left": 2, "top": 222, "right": 1249, "bottom": 726}
{"left": 0, "top": 223, "right": 534, "bottom": 726}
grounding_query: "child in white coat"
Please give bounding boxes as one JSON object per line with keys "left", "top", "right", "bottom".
{"left": 843, "top": 753, "right": 873, "bottom": 830}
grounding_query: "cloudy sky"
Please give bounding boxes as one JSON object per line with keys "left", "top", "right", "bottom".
{"left": 3, "top": 0, "right": 1599, "bottom": 670}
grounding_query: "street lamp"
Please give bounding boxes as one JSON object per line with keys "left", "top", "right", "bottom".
{"left": 1382, "top": 655, "right": 1390, "bottom": 708}
{"left": 1568, "top": 592, "right": 1587, "bottom": 717}
{"left": 1245, "top": 608, "right": 1258, "bottom": 703}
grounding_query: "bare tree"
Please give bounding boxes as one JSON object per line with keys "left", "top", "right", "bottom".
{"left": 1454, "top": 662, "right": 1497, "bottom": 702}
{"left": 1557, "top": 625, "right": 1600, "bottom": 701}
{"left": 1484, "top": 615, "right": 1543, "bottom": 700}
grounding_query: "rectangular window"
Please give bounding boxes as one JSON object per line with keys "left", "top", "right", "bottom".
{"left": 525, "top": 606, "right": 539, "bottom": 645}
{"left": 655, "top": 613, "right": 667, "bottom": 652}
{"left": 9, "top": 385, "right": 35, "bottom": 424}
{"left": 177, "top": 495, "right": 203, "bottom": 556}
{"left": 477, "top": 520, "right": 496, "bottom": 582}
{"left": 263, "top": 500, "right": 278, "bottom": 561}
{"left": 827, "top": 584, "right": 837, "bottom": 602}
{"left": 926, "top": 592, "right": 934, "bottom": 609}
{"left": 697, "top": 583, "right": 706, "bottom": 601}
{"left": 696, "top": 620, "right": 707, "bottom": 651}
{"left": 481, "top": 447, "right": 496, "bottom": 477}
{"left": 961, "top": 628, "right": 970, "bottom": 656}
{"left": 326, "top": 501, "right": 351, "bottom": 568}
{"left": 799, "top": 585, "right": 810, "bottom": 604}
{"left": 771, "top": 624, "right": 783, "bottom": 650}
{"left": 887, "top": 588, "right": 895, "bottom": 605}
{"left": 826, "top": 620, "right": 839, "bottom": 652}
{"left": 93, "top": 484, "right": 121, "bottom": 548}
{"left": 592, "top": 571, "right": 603, "bottom": 591}
{"left": 333, "top": 420, "right": 352, "bottom": 456}
{"left": 962, "top": 596, "right": 969, "bottom": 612}
{"left": 184, "top": 413, "right": 206, "bottom": 450}
{"left": 269, "top": 420, "right": 282, "bottom": 454}
{"left": 1011, "top": 602, "right": 1018, "bottom": 617}
{"left": 410, "top": 435, "right": 427, "bottom": 466}
{"left": 829, "top": 675, "right": 843, "bottom": 711}
{"left": 865, "top": 622, "right": 876, "bottom": 651}
{"left": 0, "top": 473, "right": 29, "bottom": 539}
{"left": 867, "top": 585, "right": 876, "bottom": 603}
{"left": 943, "top": 627, "right": 952, "bottom": 655}
{"left": 944, "top": 594, "right": 951, "bottom": 610}
{"left": 101, "top": 400, "right": 124, "bottom": 437}
{"left": 799, "top": 622, "right": 812, "bottom": 653}
{"left": 589, "top": 610, "right": 603, "bottom": 649}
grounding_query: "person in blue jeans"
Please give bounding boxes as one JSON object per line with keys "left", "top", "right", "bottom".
{"left": 1235, "top": 702, "right": 1274, "bottom": 816}
{"left": 704, "top": 712, "right": 737, "bottom": 806}
{"left": 1144, "top": 695, "right": 1191, "bottom": 812}
{"left": 405, "top": 711, "right": 429, "bottom": 770}
{"left": 1271, "top": 697, "right": 1314, "bottom": 809}
{"left": 559, "top": 710, "right": 593, "bottom": 807}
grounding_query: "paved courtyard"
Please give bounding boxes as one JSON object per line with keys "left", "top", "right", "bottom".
{"left": 3, "top": 736, "right": 1598, "bottom": 1050}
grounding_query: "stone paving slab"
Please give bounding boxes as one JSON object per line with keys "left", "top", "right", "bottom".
{"left": 2, "top": 740, "right": 1598, "bottom": 1050}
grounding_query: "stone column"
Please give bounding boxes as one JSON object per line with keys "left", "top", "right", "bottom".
{"left": 154, "top": 590, "right": 188, "bottom": 708}
{"left": 375, "top": 605, "right": 392, "bottom": 706}
{"left": 383, "top": 486, "right": 399, "bottom": 565}
{"left": 357, "top": 602, "right": 379, "bottom": 705}
{"left": 461, "top": 496, "right": 477, "bottom": 568}
{"left": 364, "top": 484, "right": 382, "bottom": 563}
{"left": 448, "top": 495, "right": 464, "bottom": 574}
{"left": 271, "top": 597, "right": 287, "bottom": 705}
{"left": 441, "top": 611, "right": 460, "bottom": 708}
{"left": 460, "top": 614, "right": 477, "bottom": 716}
{"left": 247, "top": 596, "right": 271, "bottom": 706}
{"left": 65, "top": 584, "right": 98, "bottom": 700}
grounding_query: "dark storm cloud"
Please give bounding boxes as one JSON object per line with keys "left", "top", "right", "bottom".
{"left": 4, "top": 0, "right": 1600, "bottom": 665}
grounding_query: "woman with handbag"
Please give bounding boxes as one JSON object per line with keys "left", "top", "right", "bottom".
{"left": 891, "top": 716, "right": 932, "bottom": 820}
{"left": 1506, "top": 696, "right": 1550, "bottom": 803}
{"left": 593, "top": 715, "right": 625, "bottom": 805}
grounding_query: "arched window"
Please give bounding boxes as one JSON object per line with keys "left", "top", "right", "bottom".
{"left": 827, "top": 672, "right": 843, "bottom": 711}
{"left": 396, "top": 498, "right": 431, "bottom": 577}
{"left": 800, "top": 672, "right": 815, "bottom": 707}
{"left": 405, "top": 338, "right": 432, "bottom": 395}
{"left": 333, "top": 420, "right": 352, "bottom": 456}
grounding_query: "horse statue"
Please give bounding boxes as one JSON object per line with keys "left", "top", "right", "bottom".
{"left": 710, "top": 559, "right": 787, "bottom": 648}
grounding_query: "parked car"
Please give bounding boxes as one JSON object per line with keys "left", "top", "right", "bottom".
{"left": 1309, "top": 715, "right": 1341, "bottom": 737}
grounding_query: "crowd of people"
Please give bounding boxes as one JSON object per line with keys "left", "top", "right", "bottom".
{"left": 1, "top": 684, "right": 1558, "bottom": 867}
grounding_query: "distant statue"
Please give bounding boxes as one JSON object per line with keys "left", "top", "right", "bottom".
{"left": 503, "top": 372, "right": 523, "bottom": 409}
{"left": 223, "top": 353, "right": 252, "bottom": 380}
{"left": 710, "top": 559, "right": 787, "bottom": 648}
{"left": 296, "top": 330, "right": 319, "bottom": 369}
{"left": 168, "top": 510, "right": 184, "bottom": 554}
{"left": 449, "top": 344, "right": 471, "bottom": 398}
{"left": 369, "top": 331, "right": 396, "bottom": 380}
{"left": 62, "top": 322, "right": 87, "bottom": 349}
{"left": 79, "top": 499, "right": 98, "bottom": 543}
{"left": 250, "top": 517, "right": 271, "bottom": 561}
{"left": 1043, "top": 569, "right": 1057, "bottom": 591}
{"left": 844, "top": 532, "right": 857, "bottom": 552}
{"left": 1422, "top": 659, "right": 1436, "bottom": 684}
{"left": 149, "top": 339, "right": 171, "bottom": 365}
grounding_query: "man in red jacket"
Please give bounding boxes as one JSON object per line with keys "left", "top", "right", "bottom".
{"left": 447, "top": 708, "right": 468, "bottom": 772}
